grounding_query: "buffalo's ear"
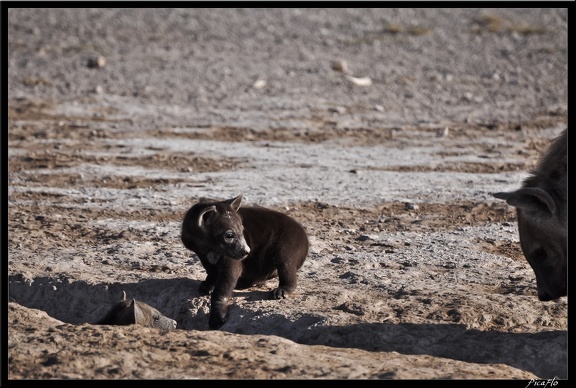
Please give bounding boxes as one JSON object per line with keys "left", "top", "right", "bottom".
{"left": 132, "top": 300, "right": 145, "bottom": 326}
{"left": 198, "top": 205, "right": 217, "bottom": 228}
{"left": 496, "top": 188, "right": 556, "bottom": 216}
{"left": 227, "top": 194, "right": 243, "bottom": 212}
{"left": 127, "top": 298, "right": 137, "bottom": 323}
{"left": 493, "top": 191, "right": 511, "bottom": 201}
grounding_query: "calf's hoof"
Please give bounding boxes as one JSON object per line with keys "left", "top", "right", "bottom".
{"left": 198, "top": 282, "right": 214, "bottom": 296}
{"left": 270, "top": 287, "right": 292, "bottom": 300}
{"left": 209, "top": 313, "right": 228, "bottom": 330}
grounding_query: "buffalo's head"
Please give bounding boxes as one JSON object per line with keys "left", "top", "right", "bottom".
{"left": 494, "top": 187, "right": 567, "bottom": 301}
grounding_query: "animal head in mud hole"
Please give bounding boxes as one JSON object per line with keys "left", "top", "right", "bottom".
{"left": 182, "top": 194, "right": 251, "bottom": 263}
{"left": 96, "top": 291, "right": 177, "bottom": 331}
{"left": 493, "top": 129, "right": 567, "bottom": 301}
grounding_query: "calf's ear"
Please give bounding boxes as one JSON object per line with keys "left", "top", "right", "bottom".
{"left": 198, "top": 205, "right": 217, "bottom": 228}
{"left": 226, "top": 194, "right": 243, "bottom": 211}
{"left": 496, "top": 188, "right": 556, "bottom": 216}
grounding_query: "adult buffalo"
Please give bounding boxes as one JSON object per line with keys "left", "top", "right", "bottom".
{"left": 494, "top": 129, "right": 567, "bottom": 301}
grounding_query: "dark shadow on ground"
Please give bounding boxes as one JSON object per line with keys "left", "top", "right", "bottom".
{"left": 8, "top": 274, "right": 567, "bottom": 380}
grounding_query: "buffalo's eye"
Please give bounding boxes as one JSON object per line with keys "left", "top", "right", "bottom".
{"left": 224, "top": 231, "right": 235, "bottom": 241}
{"left": 153, "top": 315, "right": 160, "bottom": 323}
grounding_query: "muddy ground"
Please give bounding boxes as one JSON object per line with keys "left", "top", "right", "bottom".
{"left": 5, "top": 8, "right": 568, "bottom": 380}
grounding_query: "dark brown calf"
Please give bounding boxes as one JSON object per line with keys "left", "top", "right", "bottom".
{"left": 181, "top": 195, "right": 309, "bottom": 329}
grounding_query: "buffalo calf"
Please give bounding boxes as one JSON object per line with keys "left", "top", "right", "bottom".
{"left": 181, "top": 194, "right": 309, "bottom": 329}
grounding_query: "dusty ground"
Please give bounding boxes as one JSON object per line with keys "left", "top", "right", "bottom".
{"left": 5, "top": 8, "right": 568, "bottom": 380}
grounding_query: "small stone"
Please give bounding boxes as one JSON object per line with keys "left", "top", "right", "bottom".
{"left": 331, "top": 60, "right": 348, "bottom": 73}
{"left": 253, "top": 79, "right": 266, "bottom": 89}
{"left": 463, "top": 92, "right": 474, "bottom": 102}
{"left": 87, "top": 56, "right": 106, "bottom": 68}
{"left": 329, "top": 106, "right": 346, "bottom": 114}
{"left": 437, "top": 127, "right": 449, "bottom": 137}
{"left": 404, "top": 202, "right": 419, "bottom": 211}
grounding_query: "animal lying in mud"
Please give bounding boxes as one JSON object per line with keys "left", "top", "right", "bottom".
{"left": 181, "top": 194, "right": 309, "bottom": 329}
{"left": 97, "top": 291, "right": 177, "bottom": 331}
{"left": 493, "top": 129, "right": 567, "bottom": 301}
